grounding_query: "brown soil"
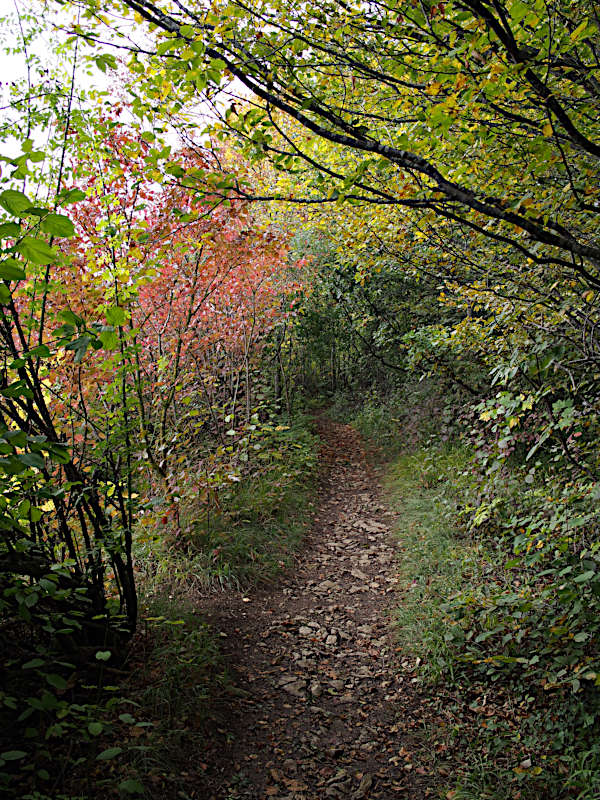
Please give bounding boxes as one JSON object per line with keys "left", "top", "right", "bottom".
{"left": 191, "top": 418, "right": 438, "bottom": 799}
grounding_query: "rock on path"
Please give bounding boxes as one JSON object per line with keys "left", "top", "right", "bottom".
{"left": 198, "top": 419, "right": 430, "bottom": 800}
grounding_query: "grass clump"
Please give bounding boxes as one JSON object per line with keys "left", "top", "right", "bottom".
{"left": 0, "top": 599, "right": 225, "bottom": 800}
{"left": 135, "top": 415, "right": 320, "bottom": 596}
{"left": 387, "top": 446, "right": 481, "bottom": 681}
{"left": 114, "top": 599, "right": 226, "bottom": 796}
{"left": 8, "top": 416, "right": 320, "bottom": 799}
{"left": 329, "top": 379, "right": 455, "bottom": 458}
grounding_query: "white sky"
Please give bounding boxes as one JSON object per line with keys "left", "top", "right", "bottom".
{"left": 0, "top": 0, "right": 114, "bottom": 157}
{"left": 0, "top": 0, "right": 245, "bottom": 163}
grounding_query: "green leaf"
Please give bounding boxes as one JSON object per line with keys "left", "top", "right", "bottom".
{"left": 1, "top": 380, "right": 33, "bottom": 399}
{"left": 510, "top": 1, "right": 529, "bottom": 23}
{"left": 95, "top": 650, "right": 111, "bottom": 661}
{"left": 106, "top": 306, "right": 126, "bottom": 326}
{"left": 24, "top": 592, "right": 39, "bottom": 608}
{"left": 574, "top": 570, "right": 596, "bottom": 583}
{"left": 58, "top": 188, "right": 86, "bottom": 205}
{"left": 41, "top": 213, "right": 75, "bottom": 238}
{"left": 95, "top": 53, "right": 118, "bottom": 73}
{"left": 165, "top": 162, "right": 185, "bottom": 178}
{"left": 99, "top": 327, "right": 119, "bottom": 350}
{"left": 0, "top": 750, "right": 27, "bottom": 761}
{"left": 0, "top": 258, "right": 25, "bottom": 280}
{"left": 27, "top": 344, "right": 51, "bottom": 359}
{"left": 60, "top": 308, "right": 83, "bottom": 326}
{"left": 4, "top": 430, "right": 27, "bottom": 446}
{"left": 16, "top": 237, "right": 57, "bottom": 264}
{"left": 118, "top": 779, "right": 145, "bottom": 795}
{"left": 570, "top": 19, "right": 589, "bottom": 42}
{"left": 0, "top": 284, "right": 10, "bottom": 304}
{"left": 17, "top": 452, "right": 45, "bottom": 469}
{"left": 0, "top": 189, "right": 32, "bottom": 216}
{"left": 96, "top": 746, "right": 123, "bottom": 760}
{"left": 47, "top": 442, "right": 70, "bottom": 464}
{"left": 0, "top": 222, "right": 20, "bottom": 238}
{"left": 0, "top": 456, "right": 27, "bottom": 475}
{"left": 88, "top": 721, "right": 103, "bottom": 736}
{"left": 157, "top": 39, "right": 178, "bottom": 56}
{"left": 46, "top": 673, "right": 67, "bottom": 690}
{"left": 22, "top": 658, "right": 45, "bottom": 669}
{"left": 65, "top": 334, "right": 92, "bottom": 363}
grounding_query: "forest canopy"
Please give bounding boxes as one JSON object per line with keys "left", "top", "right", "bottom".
{"left": 75, "top": 0, "right": 600, "bottom": 274}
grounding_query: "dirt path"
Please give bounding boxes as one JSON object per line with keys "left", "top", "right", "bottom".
{"left": 198, "top": 419, "right": 430, "bottom": 800}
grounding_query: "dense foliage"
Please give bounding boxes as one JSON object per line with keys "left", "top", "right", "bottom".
{"left": 0, "top": 9, "right": 317, "bottom": 795}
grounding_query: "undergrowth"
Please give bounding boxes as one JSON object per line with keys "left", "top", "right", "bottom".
{"left": 2, "top": 416, "right": 319, "bottom": 799}
{"left": 114, "top": 599, "right": 226, "bottom": 798}
{"left": 0, "top": 598, "right": 224, "bottom": 800}
{"left": 135, "top": 415, "right": 320, "bottom": 596}
{"left": 387, "top": 444, "right": 600, "bottom": 800}
{"left": 387, "top": 447, "right": 480, "bottom": 682}
{"left": 328, "top": 379, "right": 453, "bottom": 457}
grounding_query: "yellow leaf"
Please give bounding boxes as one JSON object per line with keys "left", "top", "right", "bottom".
{"left": 542, "top": 122, "right": 553, "bottom": 137}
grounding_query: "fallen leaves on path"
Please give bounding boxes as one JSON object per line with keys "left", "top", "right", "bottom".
{"left": 195, "top": 420, "right": 436, "bottom": 799}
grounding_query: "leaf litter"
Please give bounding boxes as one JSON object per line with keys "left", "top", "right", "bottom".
{"left": 182, "top": 418, "right": 453, "bottom": 800}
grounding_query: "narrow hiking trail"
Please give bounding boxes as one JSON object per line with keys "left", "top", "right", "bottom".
{"left": 199, "top": 419, "right": 434, "bottom": 800}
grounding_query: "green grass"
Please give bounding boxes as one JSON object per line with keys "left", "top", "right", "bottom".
{"left": 6, "top": 417, "right": 321, "bottom": 799}
{"left": 3, "top": 598, "right": 226, "bottom": 800}
{"left": 135, "top": 416, "right": 320, "bottom": 595}
{"left": 387, "top": 446, "right": 484, "bottom": 682}
{"left": 386, "top": 444, "right": 600, "bottom": 800}
{"left": 327, "top": 389, "right": 406, "bottom": 456}
{"left": 56, "top": 599, "right": 227, "bottom": 799}
{"left": 53, "top": 417, "right": 322, "bottom": 798}
{"left": 328, "top": 380, "right": 453, "bottom": 458}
